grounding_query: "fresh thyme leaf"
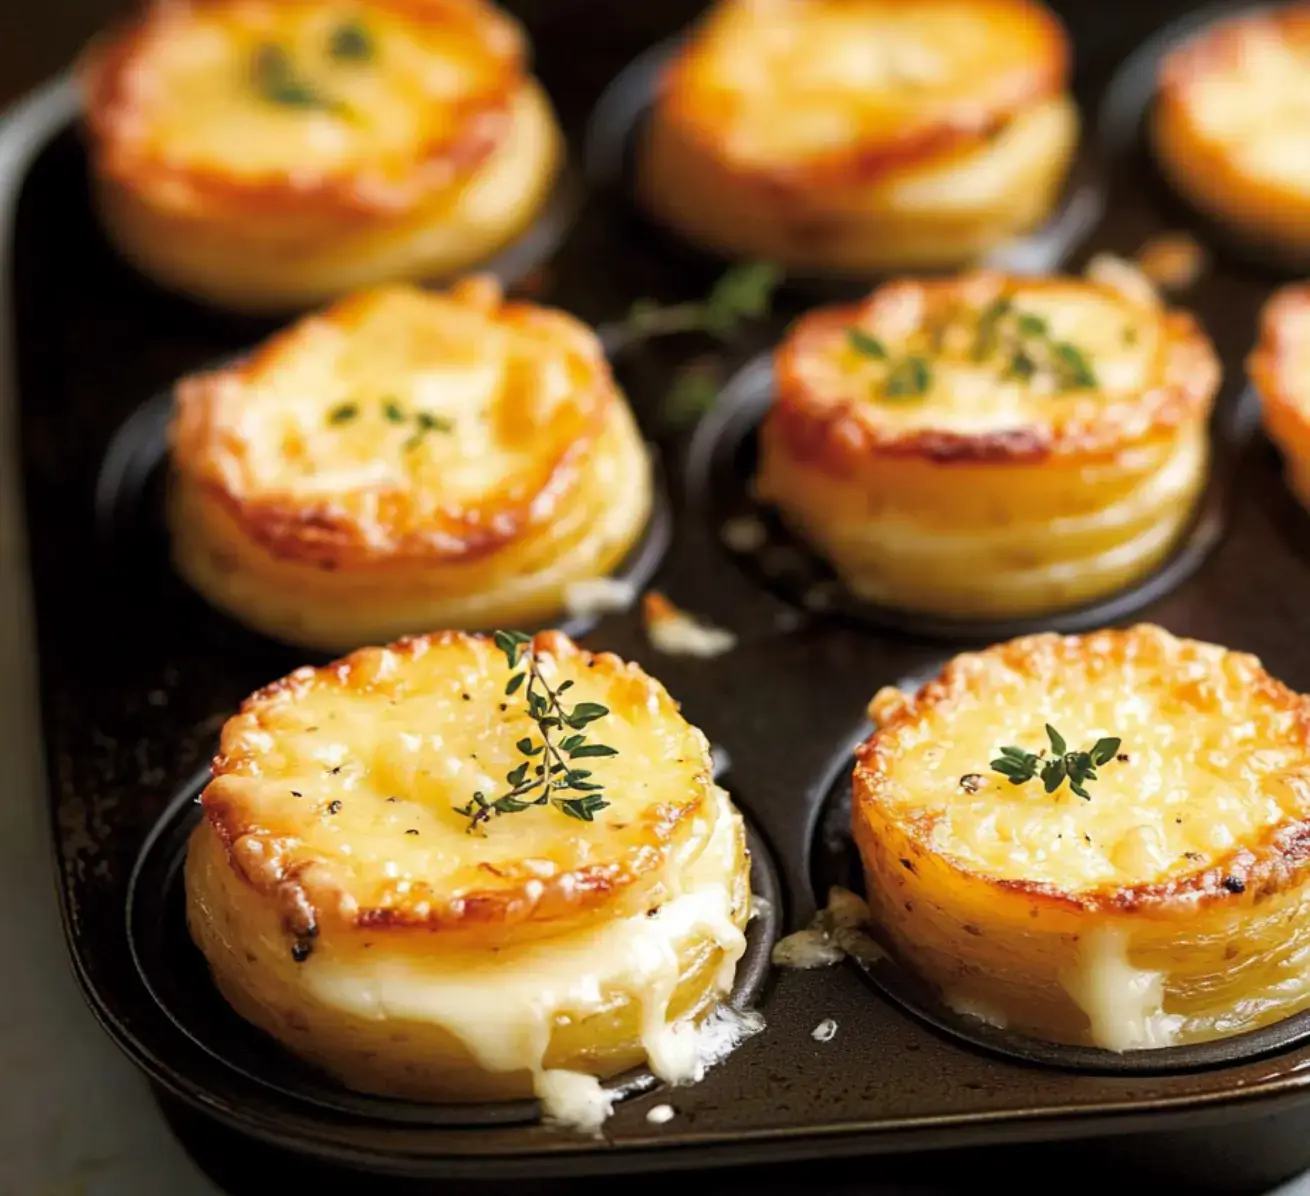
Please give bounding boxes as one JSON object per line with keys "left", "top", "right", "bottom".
{"left": 972, "top": 296, "right": 1013, "bottom": 360}
{"left": 1004, "top": 350, "right": 1035, "bottom": 381}
{"left": 328, "top": 402, "right": 358, "bottom": 424}
{"left": 569, "top": 743, "right": 618, "bottom": 758}
{"left": 504, "top": 672, "right": 526, "bottom": 696}
{"left": 989, "top": 725, "right": 1123, "bottom": 800}
{"left": 415, "top": 411, "right": 453, "bottom": 433}
{"left": 506, "top": 762, "right": 530, "bottom": 787}
{"left": 560, "top": 733, "right": 584, "bottom": 752}
{"left": 252, "top": 44, "right": 341, "bottom": 111}
{"left": 567, "top": 702, "right": 610, "bottom": 726}
{"left": 1016, "top": 313, "right": 1048, "bottom": 337}
{"left": 848, "top": 328, "right": 888, "bottom": 359}
{"left": 328, "top": 20, "right": 373, "bottom": 61}
{"left": 703, "top": 260, "right": 782, "bottom": 333}
{"left": 883, "top": 355, "right": 930, "bottom": 400}
{"left": 383, "top": 400, "right": 405, "bottom": 423}
{"left": 1052, "top": 342, "right": 1097, "bottom": 388}
{"left": 1091, "top": 736, "right": 1122, "bottom": 766}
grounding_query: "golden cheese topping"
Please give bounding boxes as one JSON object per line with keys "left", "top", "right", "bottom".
{"left": 169, "top": 277, "right": 614, "bottom": 568}
{"left": 1158, "top": 6, "right": 1310, "bottom": 194}
{"left": 659, "top": 0, "right": 1068, "bottom": 179}
{"left": 81, "top": 0, "right": 523, "bottom": 215}
{"left": 860, "top": 625, "right": 1310, "bottom": 900}
{"left": 202, "top": 630, "right": 716, "bottom": 941}
{"left": 771, "top": 271, "right": 1219, "bottom": 464}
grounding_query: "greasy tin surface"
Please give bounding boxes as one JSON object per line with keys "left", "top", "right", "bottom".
{"left": 16, "top": 0, "right": 1310, "bottom": 1183}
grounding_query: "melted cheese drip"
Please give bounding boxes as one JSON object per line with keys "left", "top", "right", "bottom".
{"left": 1059, "top": 927, "right": 1183, "bottom": 1050}
{"left": 804, "top": 279, "right": 1156, "bottom": 437}
{"left": 299, "top": 786, "right": 748, "bottom": 1128}
{"left": 883, "top": 642, "right": 1310, "bottom": 890}
{"left": 679, "top": 0, "right": 1059, "bottom": 169}
{"left": 128, "top": 1, "right": 514, "bottom": 179}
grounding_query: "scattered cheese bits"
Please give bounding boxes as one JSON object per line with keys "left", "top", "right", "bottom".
{"left": 646, "top": 1103, "right": 677, "bottom": 1124}
{"left": 811, "top": 1018, "right": 839, "bottom": 1043}
{"left": 771, "top": 885, "right": 883, "bottom": 969}
{"left": 1135, "top": 232, "right": 1207, "bottom": 292}
{"left": 562, "top": 576, "right": 638, "bottom": 619}
{"left": 642, "top": 592, "right": 738, "bottom": 658}
{"left": 1083, "top": 252, "right": 1160, "bottom": 309}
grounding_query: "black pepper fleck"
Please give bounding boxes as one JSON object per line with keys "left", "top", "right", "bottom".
{"left": 462, "top": 693, "right": 471, "bottom": 701}
{"left": 329, "top": 766, "right": 342, "bottom": 775}
{"left": 1117, "top": 753, "right": 1130, "bottom": 763}
{"left": 327, "top": 800, "right": 342, "bottom": 814}
{"left": 1222, "top": 876, "right": 1246, "bottom": 894}
{"left": 290, "top": 790, "right": 302, "bottom": 797}
{"left": 386, "top": 796, "right": 398, "bottom": 803}
{"left": 290, "top": 940, "right": 313, "bottom": 963}
{"left": 899, "top": 857, "right": 917, "bottom": 874}
{"left": 962, "top": 924, "right": 983, "bottom": 937}
{"left": 406, "top": 829, "right": 419, "bottom": 835}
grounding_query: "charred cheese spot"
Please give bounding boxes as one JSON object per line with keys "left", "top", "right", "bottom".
{"left": 638, "top": 0, "right": 1078, "bottom": 272}
{"left": 185, "top": 630, "right": 752, "bottom": 1109}
{"left": 853, "top": 624, "right": 1310, "bottom": 1050}
{"left": 1153, "top": 5, "right": 1310, "bottom": 256}
{"left": 167, "top": 278, "right": 652, "bottom": 650}
{"left": 78, "top": 0, "right": 562, "bottom": 311}
{"left": 1249, "top": 282, "right": 1310, "bottom": 511}
{"left": 755, "top": 270, "right": 1220, "bottom": 619}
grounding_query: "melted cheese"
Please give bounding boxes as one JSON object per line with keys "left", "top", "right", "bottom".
{"left": 1059, "top": 927, "right": 1183, "bottom": 1050}
{"left": 300, "top": 784, "right": 747, "bottom": 1125}
{"left": 97, "top": 0, "right": 520, "bottom": 187}
{"left": 642, "top": 593, "right": 738, "bottom": 659}
{"left": 877, "top": 631, "right": 1310, "bottom": 891}
{"left": 667, "top": 0, "right": 1066, "bottom": 173}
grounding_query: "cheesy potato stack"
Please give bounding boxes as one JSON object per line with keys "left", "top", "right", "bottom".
{"left": 185, "top": 630, "right": 752, "bottom": 1116}
{"left": 755, "top": 270, "right": 1219, "bottom": 620}
{"left": 638, "top": 0, "right": 1078, "bottom": 273}
{"left": 854, "top": 624, "right": 1310, "bottom": 1051}
{"left": 1249, "top": 281, "right": 1310, "bottom": 510}
{"left": 167, "top": 277, "right": 652, "bottom": 651}
{"left": 1153, "top": 4, "right": 1310, "bottom": 259}
{"left": 78, "top": 0, "right": 562, "bottom": 312}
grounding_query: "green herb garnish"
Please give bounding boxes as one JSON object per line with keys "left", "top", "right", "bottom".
{"left": 454, "top": 632, "right": 617, "bottom": 831}
{"left": 328, "top": 402, "right": 358, "bottom": 424}
{"left": 883, "top": 355, "right": 931, "bottom": 400}
{"left": 328, "top": 20, "right": 373, "bottom": 61}
{"left": 251, "top": 44, "right": 343, "bottom": 112}
{"left": 1052, "top": 342, "right": 1097, "bottom": 389}
{"left": 404, "top": 409, "right": 455, "bottom": 450}
{"left": 382, "top": 399, "right": 405, "bottom": 423}
{"left": 989, "top": 724, "right": 1123, "bottom": 800}
{"left": 848, "top": 328, "right": 888, "bottom": 359}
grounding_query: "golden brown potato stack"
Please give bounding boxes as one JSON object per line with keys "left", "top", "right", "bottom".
{"left": 754, "top": 268, "right": 1219, "bottom": 619}
{"left": 79, "top": 0, "right": 562, "bottom": 312}
{"left": 854, "top": 624, "right": 1310, "bottom": 1050}
{"left": 1153, "top": 4, "right": 1310, "bottom": 259}
{"left": 167, "top": 277, "right": 652, "bottom": 650}
{"left": 638, "top": 0, "right": 1079, "bottom": 273}
{"left": 186, "top": 630, "right": 752, "bottom": 1119}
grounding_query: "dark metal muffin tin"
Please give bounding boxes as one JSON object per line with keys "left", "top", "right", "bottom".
{"left": 14, "top": 0, "right": 1310, "bottom": 1191}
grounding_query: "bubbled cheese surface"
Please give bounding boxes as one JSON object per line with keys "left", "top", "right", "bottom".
{"left": 666, "top": 0, "right": 1065, "bottom": 173}
{"left": 96, "top": 0, "right": 519, "bottom": 193}
{"left": 171, "top": 278, "right": 612, "bottom": 564}
{"left": 1161, "top": 8, "right": 1310, "bottom": 193}
{"left": 784, "top": 274, "right": 1158, "bottom": 444}
{"left": 869, "top": 629, "right": 1310, "bottom": 892}
{"left": 207, "top": 630, "right": 713, "bottom": 933}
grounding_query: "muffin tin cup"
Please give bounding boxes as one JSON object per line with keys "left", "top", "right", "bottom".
{"left": 582, "top": 35, "right": 1108, "bottom": 301}
{"left": 15, "top": 2, "right": 1310, "bottom": 1189}
{"left": 808, "top": 722, "right": 1310, "bottom": 1077}
{"left": 93, "top": 370, "right": 675, "bottom": 666}
{"left": 684, "top": 352, "right": 1252, "bottom": 643}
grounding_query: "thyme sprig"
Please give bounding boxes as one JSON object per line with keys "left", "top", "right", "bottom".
{"left": 618, "top": 262, "right": 782, "bottom": 431}
{"left": 845, "top": 291, "right": 1098, "bottom": 403}
{"left": 455, "top": 632, "right": 617, "bottom": 832}
{"left": 251, "top": 44, "right": 346, "bottom": 113}
{"left": 989, "top": 724, "right": 1122, "bottom": 800}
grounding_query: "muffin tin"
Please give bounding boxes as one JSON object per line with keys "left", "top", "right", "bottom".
{"left": 14, "top": 0, "right": 1310, "bottom": 1191}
